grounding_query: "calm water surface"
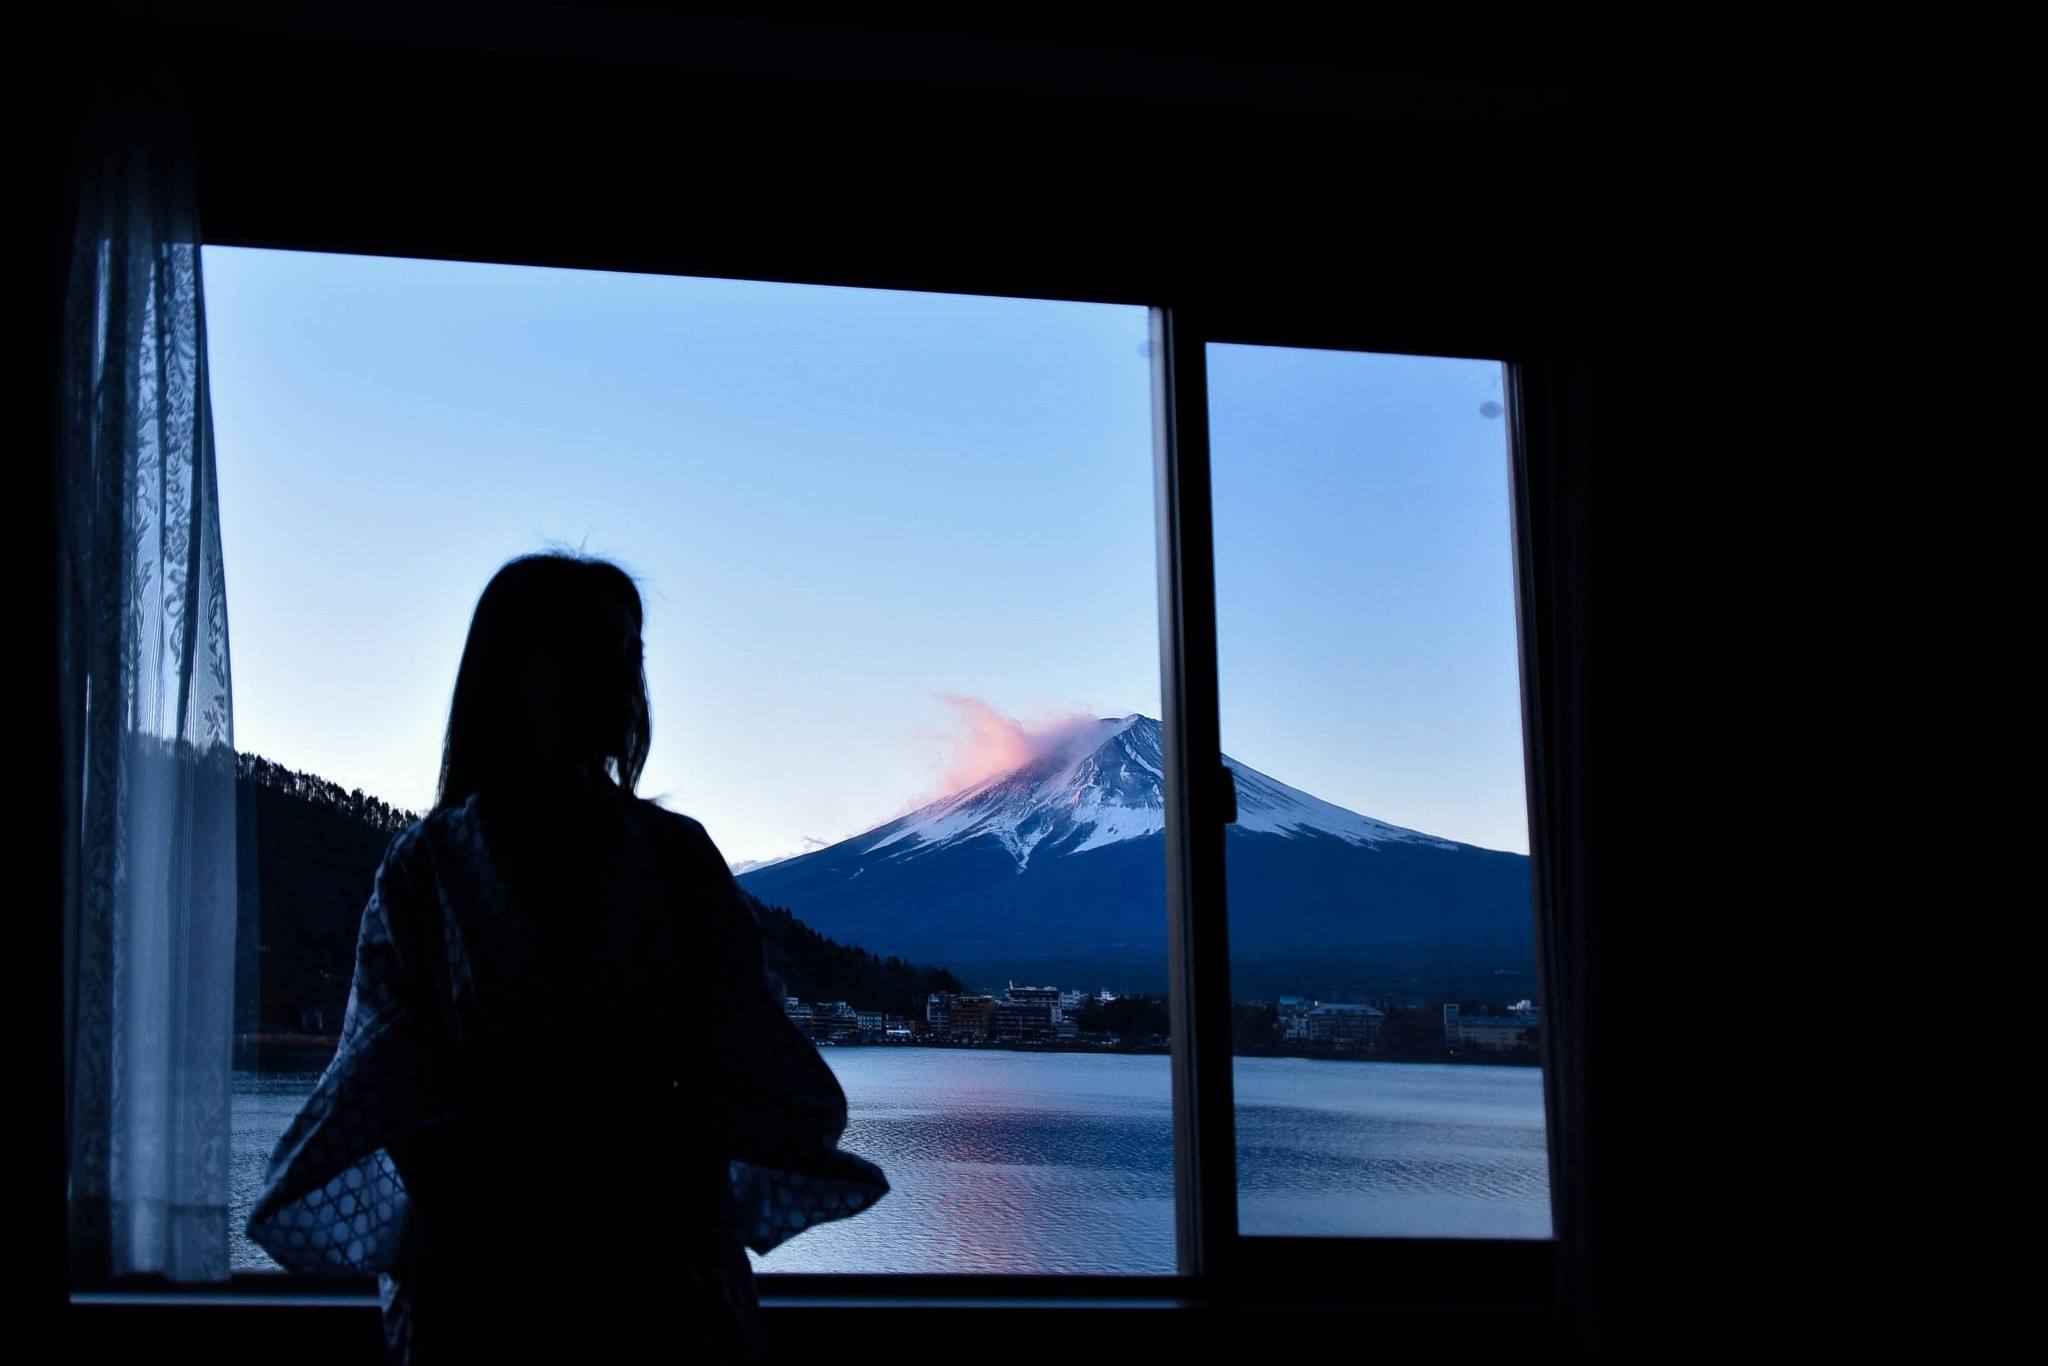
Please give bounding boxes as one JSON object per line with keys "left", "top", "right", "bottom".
{"left": 232, "top": 1050, "right": 1548, "bottom": 1273}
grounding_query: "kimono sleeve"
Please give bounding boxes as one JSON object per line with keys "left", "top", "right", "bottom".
{"left": 245, "top": 824, "right": 458, "bottom": 1275}
{"left": 673, "top": 817, "right": 889, "bottom": 1254}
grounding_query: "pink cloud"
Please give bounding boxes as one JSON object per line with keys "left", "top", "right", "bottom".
{"left": 928, "top": 695, "right": 1104, "bottom": 796}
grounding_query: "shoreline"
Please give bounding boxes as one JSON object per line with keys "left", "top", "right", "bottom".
{"left": 235, "top": 1035, "right": 1538, "bottom": 1073}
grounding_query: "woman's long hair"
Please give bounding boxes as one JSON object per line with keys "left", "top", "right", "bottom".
{"left": 435, "top": 554, "right": 651, "bottom": 811}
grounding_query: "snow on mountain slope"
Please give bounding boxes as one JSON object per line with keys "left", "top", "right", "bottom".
{"left": 1225, "top": 753, "right": 1456, "bottom": 849}
{"left": 734, "top": 713, "right": 1533, "bottom": 997}
{"left": 849, "top": 714, "right": 1453, "bottom": 872}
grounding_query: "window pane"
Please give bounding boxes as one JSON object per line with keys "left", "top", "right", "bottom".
{"left": 206, "top": 249, "right": 1172, "bottom": 1272}
{"left": 1208, "top": 343, "right": 1551, "bottom": 1239}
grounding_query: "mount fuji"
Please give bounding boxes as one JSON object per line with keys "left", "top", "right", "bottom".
{"left": 735, "top": 715, "right": 1534, "bottom": 1000}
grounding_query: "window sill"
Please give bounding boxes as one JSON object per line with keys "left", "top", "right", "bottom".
{"left": 70, "top": 1257, "right": 1560, "bottom": 1362}
{"left": 72, "top": 1237, "right": 1553, "bottom": 1308}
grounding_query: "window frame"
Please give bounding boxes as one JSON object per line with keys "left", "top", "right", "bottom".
{"left": 104, "top": 261, "right": 1557, "bottom": 1310}
{"left": 1153, "top": 305, "right": 1560, "bottom": 1294}
{"left": 52, "top": 16, "right": 1573, "bottom": 1341}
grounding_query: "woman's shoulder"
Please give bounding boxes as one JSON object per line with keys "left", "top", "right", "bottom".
{"left": 402, "top": 796, "right": 475, "bottom": 850}
{"left": 631, "top": 797, "right": 707, "bottom": 838}
{"left": 625, "top": 797, "right": 726, "bottom": 865}
{"left": 376, "top": 796, "right": 488, "bottom": 881}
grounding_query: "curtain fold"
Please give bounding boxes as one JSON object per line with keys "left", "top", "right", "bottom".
{"left": 60, "top": 87, "right": 239, "bottom": 1282}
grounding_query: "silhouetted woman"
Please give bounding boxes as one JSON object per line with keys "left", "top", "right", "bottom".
{"left": 248, "top": 554, "right": 887, "bottom": 1364}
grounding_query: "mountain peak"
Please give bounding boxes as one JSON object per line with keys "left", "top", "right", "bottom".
{"left": 734, "top": 716, "right": 1525, "bottom": 997}
{"left": 844, "top": 711, "right": 1448, "bottom": 872}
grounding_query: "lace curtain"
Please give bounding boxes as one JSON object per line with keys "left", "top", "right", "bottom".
{"left": 60, "top": 93, "right": 239, "bottom": 1281}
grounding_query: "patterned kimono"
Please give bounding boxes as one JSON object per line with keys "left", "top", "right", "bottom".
{"left": 246, "top": 787, "right": 887, "bottom": 1362}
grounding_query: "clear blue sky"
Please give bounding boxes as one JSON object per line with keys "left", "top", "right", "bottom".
{"left": 203, "top": 247, "right": 1527, "bottom": 861}
{"left": 1209, "top": 344, "right": 1527, "bottom": 855}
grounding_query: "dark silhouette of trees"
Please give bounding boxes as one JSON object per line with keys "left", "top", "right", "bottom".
{"left": 236, "top": 752, "right": 418, "bottom": 833}
{"left": 743, "top": 893, "right": 962, "bottom": 1017}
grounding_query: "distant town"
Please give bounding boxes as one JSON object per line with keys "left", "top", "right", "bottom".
{"left": 778, "top": 982, "right": 1542, "bottom": 1065}
{"left": 238, "top": 984, "right": 1539, "bottom": 1071}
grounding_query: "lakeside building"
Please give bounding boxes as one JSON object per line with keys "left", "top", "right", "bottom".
{"left": 790, "top": 981, "right": 1583, "bottom": 1057}
{"left": 778, "top": 996, "right": 917, "bottom": 1043}
{"left": 815, "top": 1001, "right": 859, "bottom": 1044}
{"left": 1444, "top": 1002, "right": 1540, "bottom": 1051}
{"left": 950, "top": 995, "right": 997, "bottom": 1039}
{"left": 780, "top": 983, "right": 1128, "bottom": 1044}
{"left": 1306, "top": 1002, "right": 1385, "bottom": 1049}
{"left": 998, "top": 984, "right": 1063, "bottom": 1041}
{"left": 992, "top": 999, "right": 1056, "bottom": 1041}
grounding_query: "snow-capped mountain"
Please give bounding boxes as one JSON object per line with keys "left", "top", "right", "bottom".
{"left": 855, "top": 715, "right": 1456, "bottom": 872}
{"left": 737, "top": 715, "right": 1533, "bottom": 1000}
{"left": 862, "top": 715, "right": 1167, "bottom": 870}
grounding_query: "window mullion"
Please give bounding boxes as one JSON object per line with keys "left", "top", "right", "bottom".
{"left": 1505, "top": 357, "right": 1571, "bottom": 1245}
{"left": 1151, "top": 305, "right": 1239, "bottom": 1284}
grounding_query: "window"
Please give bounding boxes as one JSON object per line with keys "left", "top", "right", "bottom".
{"left": 1207, "top": 343, "right": 1547, "bottom": 1240}
{"left": 56, "top": 12, "right": 1569, "bottom": 1346}
{"left": 203, "top": 258, "right": 1549, "bottom": 1280}
{"left": 206, "top": 248, "right": 1176, "bottom": 1275}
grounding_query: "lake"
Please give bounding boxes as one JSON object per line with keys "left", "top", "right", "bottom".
{"left": 232, "top": 1049, "right": 1550, "bottom": 1273}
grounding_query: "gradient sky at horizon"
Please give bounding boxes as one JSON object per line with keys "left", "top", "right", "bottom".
{"left": 203, "top": 246, "right": 1528, "bottom": 862}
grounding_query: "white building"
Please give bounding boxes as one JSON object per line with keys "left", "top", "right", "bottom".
{"left": 1443, "top": 1002, "right": 1538, "bottom": 1051}
{"left": 1305, "top": 1002, "right": 1384, "bottom": 1049}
